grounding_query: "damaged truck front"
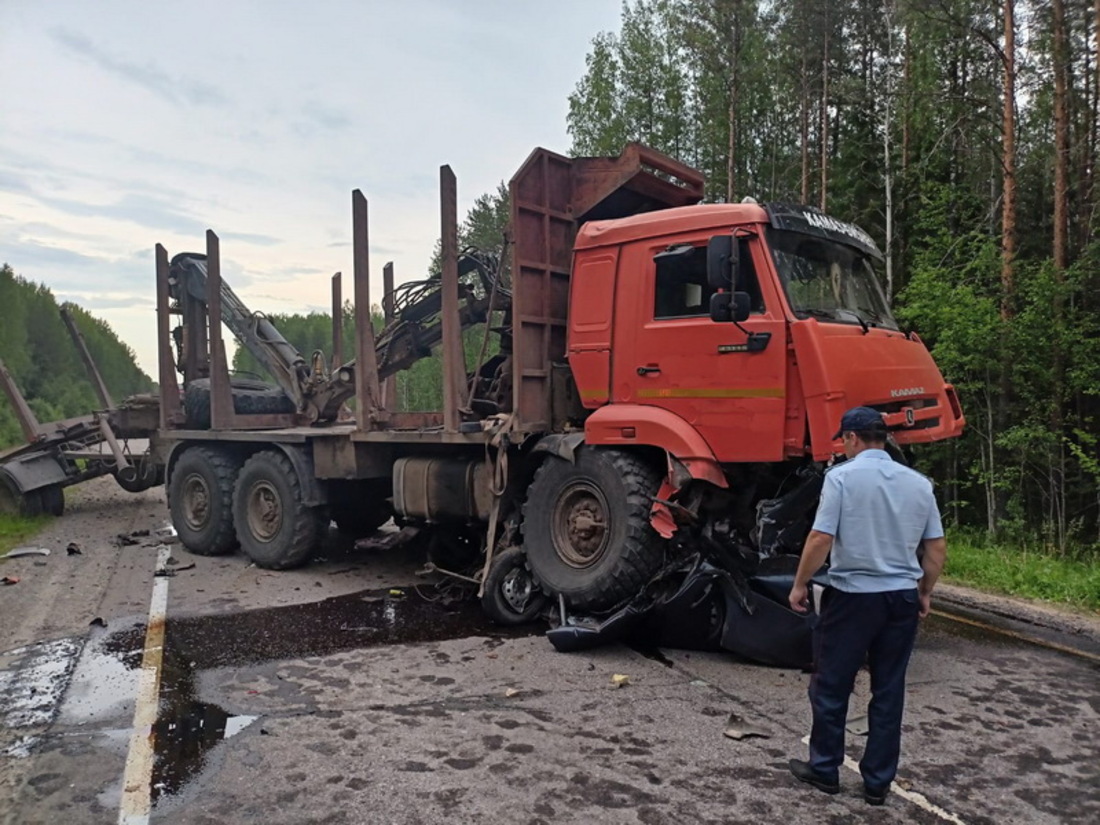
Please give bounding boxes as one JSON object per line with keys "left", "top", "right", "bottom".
{"left": 155, "top": 144, "right": 963, "bottom": 666}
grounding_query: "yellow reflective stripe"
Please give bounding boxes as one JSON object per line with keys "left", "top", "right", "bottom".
{"left": 636, "top": 387, "right": 785, "bottom": 399}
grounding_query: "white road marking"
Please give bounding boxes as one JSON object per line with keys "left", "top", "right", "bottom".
{"left": 801, "top": 735, "right": 968, "bottom": 824}
{"left": 117, "top": 544, "right": 172, "bottom": 825}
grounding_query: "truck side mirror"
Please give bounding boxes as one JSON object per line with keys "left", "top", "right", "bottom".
{"left": 709, "top": 291, "right": 751, "bottom": 323}
{"left": 707, "top": 235, "right": 739, "bottom": 289}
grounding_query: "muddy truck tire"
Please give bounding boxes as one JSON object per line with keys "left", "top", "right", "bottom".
{"left": 523, "top": 448, "right": 665, "bottom": 613}
{"left": 183, "top": 378, "right": 295, "bottom": 430}
{"left": 233, "top": 450, "right": 323, "bottom": 570}
{"left": 168, "top": 446, "right": 240, "bottom": 556}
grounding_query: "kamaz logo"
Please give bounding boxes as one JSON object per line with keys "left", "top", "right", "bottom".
{"left": 890, "top": 387, "right": 924, "bottom": 398}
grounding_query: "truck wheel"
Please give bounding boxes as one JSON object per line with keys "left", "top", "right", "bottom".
{"left": 0, "top": 469, "right": 43, "bottom": 518}
{"left": 38, "top": 485, "right": 65, "bottom": 517}
{"left": 481, "top": 547, "right": 547, "bottom": 626}
{"left": 169, "top": 446, "right": 239, "bottom": 556}
{"left": 183, "top": 378, "right": 295, "bottom": 430}
{"left": 523, "top": 449, "right": 664, "bottom": 613}
{"left": 233, "top": 450, "right": 321, "bottom": 570}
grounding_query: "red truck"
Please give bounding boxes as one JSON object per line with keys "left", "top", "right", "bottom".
{"left": 152, "top": 143, "right": 964, "bottom": 628}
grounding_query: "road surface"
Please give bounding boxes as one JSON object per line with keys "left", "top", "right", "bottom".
{"left": 1, "top": 479, "right": 1097, "bottom": 824}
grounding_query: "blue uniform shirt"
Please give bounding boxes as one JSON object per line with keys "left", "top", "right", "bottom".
{"left": 811, "top": 449, "right": 944, "bottom": 593}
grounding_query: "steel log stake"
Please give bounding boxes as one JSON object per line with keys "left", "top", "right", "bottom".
{"left": 60, "top": 306, "right": 115, "bottom": 411}
{"left": 440, "top": 166, "right": 465, "bottom": 433}
{"left": 331, "top": 272, "right": 343, "bottom": 372}
{"left": 352, "top": 190, "right": 386, "bottom": 429}
{"left": 205, "top": 231, "right": 234, "bottom": 430}
{"left": 382, "top": 262, "right": 396, "bottom": 410}
{"left": 95, "top": 413, "right": 131, "bottom": 474}
{"left": 0, "top": 357, "right": 42, "bottom": 444}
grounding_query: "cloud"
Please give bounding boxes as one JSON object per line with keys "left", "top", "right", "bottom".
{"left": 220, "top": 231, "right": 282, "bottom": 247}
{"left": 54, "top": 292, "right": 155, "bottom": 311}
{"left": 301, "top": 100, "right": 352, "bottom": 132}
{"left": 0, "top": 169, "right": 34, "bottom": 194}
{"left": 36, "top": 192, "right": 206, "bottom": 236}
{"left": 50, "top": 28, "right": 228, "bottom": 108}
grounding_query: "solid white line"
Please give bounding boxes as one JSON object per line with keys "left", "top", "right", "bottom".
{"left": 117, "top": 544, "right": 172, "bottom": 825}
{"left": 800, "top": 735, "right": 968, "bottom": 824}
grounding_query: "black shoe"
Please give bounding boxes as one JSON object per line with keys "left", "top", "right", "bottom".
{"left": 788, "top": 759, "right": 840, "bottom": 795}
{"left": 864, "top": 785, "right": 888, "bottom": 806}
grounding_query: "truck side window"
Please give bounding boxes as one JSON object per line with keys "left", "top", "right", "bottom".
{"left": 653, "top": 240, "right": 764, "bottom": 320}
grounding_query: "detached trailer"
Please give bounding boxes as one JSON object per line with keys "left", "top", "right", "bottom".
{"left": 152, "top": 144, "right": 964, "bottom": 626}
{"left": 0, "top": 308, "right": 161, "bottom": 518}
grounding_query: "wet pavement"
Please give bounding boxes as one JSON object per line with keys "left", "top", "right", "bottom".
{"left": 1, "top": 479, "right": 1098, "bottom": 824}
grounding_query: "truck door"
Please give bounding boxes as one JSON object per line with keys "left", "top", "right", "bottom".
{"left": 616, "top": 233, "right": 788, "bottom": 463}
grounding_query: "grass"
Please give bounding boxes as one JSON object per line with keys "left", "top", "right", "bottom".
{"left": 944, "top": 529, "right": 1100, "bottom": 613}
{"left": 0, "top": 512, "right": 50, "bottom": 558}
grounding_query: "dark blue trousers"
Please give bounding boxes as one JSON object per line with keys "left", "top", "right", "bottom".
{"left": 808, "top": 587, "right": 920, "bottom": 790}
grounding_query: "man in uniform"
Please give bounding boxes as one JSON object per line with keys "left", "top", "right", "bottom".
{"left": 787, "top": 406, "right": 947, "bottom": 805}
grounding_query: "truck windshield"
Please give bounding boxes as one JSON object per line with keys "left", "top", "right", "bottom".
{"left": 766, "top": 228, "right": 897, "bottom": 330}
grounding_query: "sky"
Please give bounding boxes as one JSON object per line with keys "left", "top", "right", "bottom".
{"left": 0, "top": 0, "right": 623, "bottom": 378}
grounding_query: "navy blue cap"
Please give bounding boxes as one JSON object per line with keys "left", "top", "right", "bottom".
{"left": 833, "top": 406, "right": 887, "bottom": 439}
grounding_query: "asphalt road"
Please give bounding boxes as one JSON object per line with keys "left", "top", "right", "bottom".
{"left": 1, "top": 478, "right": 1097, "bottom": 825}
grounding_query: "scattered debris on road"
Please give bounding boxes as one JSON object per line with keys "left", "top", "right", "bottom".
{"left": 65, "top": 542, "right": 82, "bottom": 556}
{"left": 3, "top": 547, "right": 50, "bottom": 558}
{"left": 723, "top": 711, "right": 770, "bottom": 741}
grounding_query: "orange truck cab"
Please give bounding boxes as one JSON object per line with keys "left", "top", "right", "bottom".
{"left": 569, "top": 201, "right": 964, "bottom": 486}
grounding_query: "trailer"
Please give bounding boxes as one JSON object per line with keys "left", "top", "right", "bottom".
{"left": 151, "top": 143, "right": 965, "bottom": 630}
{"left": 0, "top": 308, "right": 161, "bottom": 518}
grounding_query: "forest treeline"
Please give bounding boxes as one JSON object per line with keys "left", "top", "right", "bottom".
{"left": 0, "top": 263, "right": 154, "bottom": 448}
{"left": 565, "top": 0, "right": 1100, "bottom": 553}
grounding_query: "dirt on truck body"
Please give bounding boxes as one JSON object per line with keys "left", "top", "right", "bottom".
{"left": 149, "top": 143, "right": 963, "bottom": 663}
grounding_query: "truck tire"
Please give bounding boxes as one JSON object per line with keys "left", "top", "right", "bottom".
{"left": 233, "top": 450, "right": 322, "bottom": 570}
{"left": 183, "top": 378, "right": 295, "bottom": 430}
{"left": 523, "top": 448, "right": 665, "bottom": 613}
{"left": 169, "top": 446, "right": 239, "bottom": 556}
{"left": 481, "top": 547, "right": 548, "bottom": 626}
{"left": 0, "top": 469, "right": 43, "bottom": 518}
{"left": 38, "top": 484, "right": 65, "bottom": 517}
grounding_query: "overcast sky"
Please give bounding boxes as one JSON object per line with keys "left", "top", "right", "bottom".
{"left": 0, "top": 1, "right": 622, "bottom": 377}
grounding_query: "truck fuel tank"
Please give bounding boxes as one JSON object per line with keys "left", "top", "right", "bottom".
{"left": 392, "top": 457, "right": 493, "bottom": 522}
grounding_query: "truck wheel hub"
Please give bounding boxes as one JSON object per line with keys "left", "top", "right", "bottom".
{"left": 182, "top": 473, "right": 210, "bottom": 530}
{"left": 246, "top": 481, "right": 283, "bottom": 543}
{"left": 552, "top": 483, "right": 609, "bottom": 568}
{"left": 500, "top": 566, "right": 536, "bottom": 612}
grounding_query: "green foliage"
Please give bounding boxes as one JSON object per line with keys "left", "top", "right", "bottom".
{"left": 945, "top": 529, "right": 1100, "bottom": 612}
{"left": 0, "top": 513, "right": 50, "bottom": 557}
{"left": 570, "top": 0, "right": 1100, "bottom": 564}
{"left": 0, "top": 264, "right": 154, "bottom": 449}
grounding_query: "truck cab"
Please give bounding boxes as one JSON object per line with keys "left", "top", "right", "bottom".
{"left": 570, "top": 202, "right": 964, "bottom": 477}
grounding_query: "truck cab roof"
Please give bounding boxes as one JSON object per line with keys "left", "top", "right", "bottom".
{"left": 574, "top": 203, "right": 770, "bottom": 251}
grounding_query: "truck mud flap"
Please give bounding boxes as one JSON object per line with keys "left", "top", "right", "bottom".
{"left": 547, "top": 556, "right": 816, "bottom": 669}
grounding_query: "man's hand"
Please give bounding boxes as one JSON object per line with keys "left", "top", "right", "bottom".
{"left": 919, "top": 591, "right": 932, "bottom": 619}
{"left": 789, "top": 582, "right": 810, "bottom": 613}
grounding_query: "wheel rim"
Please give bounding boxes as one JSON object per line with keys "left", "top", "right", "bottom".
{"left": 551, "top": 481, "right": 610, "bottom": 569}
{"left": 246, "top": 480, "right": 282, "bottom": 543}
{"left": 500, "top": 565, "right": 537, "bottom": 613}
{"left": 181, "top": 472, "right": 211, "bottom": 531}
